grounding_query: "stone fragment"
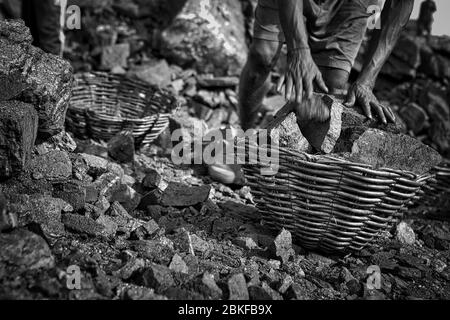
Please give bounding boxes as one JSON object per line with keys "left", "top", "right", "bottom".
{"left": 227, "top": 273, "right": 249, "bottom": 300}
{"left": 0, "top": 229, "right": 54, "bottom": 273}
{"left": 277, "top": 275, "right": 294, "bottom": 294}
{"left": 106, "top": 201, "right": 143, "bottom": 236}
{"left": 0, "top": 20, "right": 73, "bottom": 135}
{"left": 107, "top": 132, "right": 135, "bottom": 163}
{"left": 27, "top": 150, "right": 72, "bottom": 181}
{"left": 268, "top": 108, "right": 311, "bottom": 153}
{"left": 0, "top": 101, "right": 38, "bottom": 178}
{"left": 96, "top": 215, "right": 118, "bottom": 238}
{"left": 100, "top": 43, "right": 130, "bottom": 70}
{"left": 53, "top": 180, "right": 87, "bottom": 211}
{"left": 133, "top": 263, "right": 175, "bottom": 291}
{"left": 62, "top": 214, "right": 105, "bottom": 237}
{"left": 34, "top": 130, "right": 77, "bottom": 155}
{"left": 141, "top": 169, "right": 163, "bottom": 191}
{"left": 396, "top": 222, "right": 416, "bottom": 246}
{"left": 9, "top": 195, "right": 67, "bottom": 237}
{"left": 198, "top": 272, "right": 223, "bottom": 299}
{"left": 139, "top": 189, "right": 163, "bottom": 209}
{"left": 271, "top": 229, "right": 295, "bottom": 265}
{"left": 348, "top": 129, "right": 442, "bottom": 175}
{"left": 297, "top": 95, "right": 343, "bottom": 154}
{"left": 169, "top": 254, "right": 189, "bottom": 274}
{"left": 248, "top": 285, "right": 273, "bottom": 300}
{"left": 111, "top": 184, "right": 141, "bottom": 213}
{"left": 159, "top": 0, "right": 248, "bottom": 76}
{"left": 161, "top": 182, "right": 211, "bottom": 207}
{"left": 127, "top": 60, "right": 172, "bottom": 88}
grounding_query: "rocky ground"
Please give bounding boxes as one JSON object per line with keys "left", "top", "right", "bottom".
{"left": 0, "top": 0, "right": 449, "bottom": 300}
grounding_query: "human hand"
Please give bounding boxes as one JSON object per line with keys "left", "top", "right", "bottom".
{"left": 345, "top": 82, "right": 395, "bottom": 124}
{"left": 277, "top": 48, "right": 329, "bottom": 103}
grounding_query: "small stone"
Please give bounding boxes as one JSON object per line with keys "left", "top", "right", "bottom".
{"left": 111, "top": 184, "right": 141, "bottom": 213}
{"left": 396, "top": 222, "right": 416, "bottom": 245}
{"left": 138, "top": 189, "right": 163, "bottom": 209}
{"left": 190, "top": 234, "right": 211, "bottom": 253}
{"left": 27, "top": 150, "right": 72, "bottom": 182}
{"left": 161, "top": 183, "right": 211, "bottom": 207}
{"left": 248, "top": 285, "right": 272, "bottom": 300}
{"left": 141, "top": 170, "right": 162, "bottom": 190}
{"left": 142, "top": 219, "right": 159, "bottom": 236}
{"left": 133, "top": 263, "right": 175, "bottom": 291}
{"left": 128, "top": 60, "right": 172, "bottom": 88}
{"left": 197, "top": 75, "right": 239, "bottom": 88}
{"left": 53, "top": 180, "right": 87, "bottom": 211}
{"left": 227, "top": 273, "right": 249, "bottom": 300}
{"left": 34, "top": 130, "right": 77, "bottom": 155}
{"left": 261, "top": 282, "right": 283, "bottom": 300}
{"left": 107, "top": 132, "right": 135, "bottom": 163}
{"left": 169, "top": 254, "right": 189, "bottom": 274}
{"left": 233, "top": 236, "right": 259, "bottom": 250}
{"left": 106, "top": 202, "right": 143, "bottom": 237}
{"left": 96, "top": 215, "right": 118, "bottom": 238}
{"left": 272, "top": 229, "right": 295, "bottom": 264}
{"left": 199, "top": 272, "right": 223, "bottom": 299}
{"left": 277, "top": 275, "right": 294, "bottom": 294}
{"left": 101, "top": 43, "right": 130, "bottom": 70}
{"left": 62, "top": 214, "right": 105, "bottom": 237}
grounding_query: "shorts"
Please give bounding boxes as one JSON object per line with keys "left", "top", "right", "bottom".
{"left": 254, "top": 0, "right": 379, "bottom": 72}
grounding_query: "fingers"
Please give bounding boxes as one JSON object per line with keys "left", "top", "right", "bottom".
{"left": 345, "top": 89, "right": 356, "bottom": 108}
{"left": 371, "top": 101, "right": 386, "bottom": 124}
{"left": 314, "top": 72, "right": 329, "bottom": 94}
{"left": 276, "top": 75, "right": 285, "bottom": 94}
{"left": 295, "top": 76, "right": 303, "bottom": 104}
{"left": 285, "top": 74, "right": 293, "bottom": 101}
{"left": 384, "top": 105, "right": 396, "bottom": 123}
{"left": 303, "top": 76, "right": 313, "bottom": 101}
{"left": 362, "top": 99, "right": 373, "bottom": 120}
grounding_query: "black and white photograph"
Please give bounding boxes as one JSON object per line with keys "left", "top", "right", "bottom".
{"left": 0, "top": 0, "right": 449, "bottom": 309}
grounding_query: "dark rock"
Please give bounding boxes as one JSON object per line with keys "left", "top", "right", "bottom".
{"left": 100, "top": 43, "right": 130, "bottom": 70}
{"left": 248, "top": 285, "right": 272, "bottom": 300}
{"left": 53, "top": 180, "right": 87, "bottom": 211}
{"left": 133, "top": 263, "right": 175, "bottom": 291}
{"left": 62, "top": 213, "right": 105, "bottom": 237}
{"left": 348, "top": 129, "right": 442, "bottom": 175}
{"left": 111, "top": 184, "right": 141, "bottom": 213}
{"left": 106, "top": 201, "right": 143, "bottom": 237}
{"left": 227, "top": 273, "right": 249, "bottom": 300}
{"left": 141, "top": 170, "right": 162, "bottom": 190}
{"left": 277, "top": 274, "right": 294, "bottom": 294}
{"left": 0, "top": 20, "right": 73, "bottom": 135}
{"left": 0, "top": 193, "right": 17, "bottom": 232}
{"left": 0, "top": 229, "right": 54, "bottom": 273}
{"left": 107, "top": 132, "right": 135, "bottom": 163}
{"left": 159, "top": 0, "right": 248, "bottom": 76}
{"left": 397, "top": 267, "right": 422, "bottom": 280}
{"left": 161, "top": 182, "right": 211, "bottom": 207}
{"left": 139, "top": 189, "right": 163, "bottom": 209}
{"left": 0, "top": 101, "right": 38, "bottom": 178}
{"left": 96, "top": 215, "right": 118, "bottom": 238}
{"left": 271, "top": 229, "right": 295, "bottom": 265}
{"left": 91, "top": 173, "right": 122, "bottom": 202}
{"left": 27, "top": 150, "right": 72, "bottom": 181}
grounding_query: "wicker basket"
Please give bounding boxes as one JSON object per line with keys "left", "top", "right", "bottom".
{"left": 241, "top": 140, "right": 432, "bottom": 253}
{"left": 415, "top": 161, "right": 450, "bottom": 220}
{"left": 66, "top": 72, "right": 178, "bottom": 147}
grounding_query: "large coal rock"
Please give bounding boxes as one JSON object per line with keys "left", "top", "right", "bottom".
{"left": 0, "top": 101, "right": 38, "bottom": 179}
{"left": 159, "top": 0, "right": 248, "bottom": 76}
{"left": 0, "top": 20, "right": 73, "bottom": 136}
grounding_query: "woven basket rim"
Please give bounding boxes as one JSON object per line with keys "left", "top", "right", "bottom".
{"left": 238, "top": 138, "right": 434, "bottom": 182}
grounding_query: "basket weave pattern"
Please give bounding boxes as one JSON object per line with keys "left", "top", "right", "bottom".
{"left": 242, "top": 142, "right": 431, "bottom": 252}
{"left": 66, "top": 72, "right": 177, "bottom": 147}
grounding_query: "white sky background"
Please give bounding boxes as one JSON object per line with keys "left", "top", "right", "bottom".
{"left": 411, "top": 0, "right": 449, "bottom": 36}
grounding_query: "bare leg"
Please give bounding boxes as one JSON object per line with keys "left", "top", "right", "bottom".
{"left": 239, "top": 39, "right": 283, "bottom": 130}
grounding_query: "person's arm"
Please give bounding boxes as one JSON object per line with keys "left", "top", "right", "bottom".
{"left": 276, "top": 0, "right": 328, "bottom": 104}
{"left": 346, "top": 0, "right": 414, "bottom": 123}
